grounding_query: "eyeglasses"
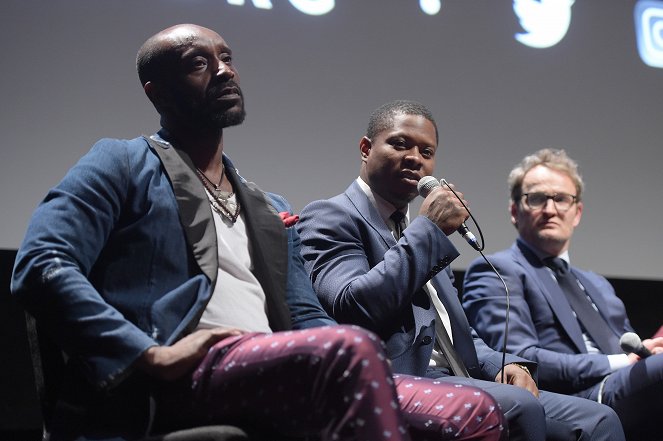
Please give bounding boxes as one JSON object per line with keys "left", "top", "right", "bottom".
{"left": 521, "top": 192, "right": 578, "bottom": 211}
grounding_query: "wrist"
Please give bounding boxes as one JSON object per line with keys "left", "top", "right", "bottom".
{"left": 512, "top": 363, "right": 532, "bottom": 377}
{"left": 137, "top": 345, "right": 162, "bottom": 370}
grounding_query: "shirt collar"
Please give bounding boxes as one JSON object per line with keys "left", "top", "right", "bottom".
{"left": 517, "top": 236, "right": 570, "bottom": 265}
{"left": 356, "top": 177, "right": 410, "bottom": 227}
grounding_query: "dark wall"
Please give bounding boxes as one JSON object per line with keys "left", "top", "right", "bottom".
{"left": 607, "top": 277, "right": 663, "bottom": 339}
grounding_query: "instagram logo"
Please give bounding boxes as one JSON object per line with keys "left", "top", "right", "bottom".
{"left": 635, "top": 0, "right": 663, "bottom": 68}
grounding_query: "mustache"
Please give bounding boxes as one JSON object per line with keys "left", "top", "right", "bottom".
{"left": 209, "top": 80, "right": 243, "bottom": 98}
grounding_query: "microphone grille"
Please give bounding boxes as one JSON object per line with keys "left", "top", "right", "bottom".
{"left": 619, "top": 332, "right": 641, "bottom": 352}
{"left": 417, "top": 176, "right": 439, "bottom": 197}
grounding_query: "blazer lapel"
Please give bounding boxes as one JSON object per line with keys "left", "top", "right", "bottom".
{"left": 514, "top": 242, "right": 587, "bottom": 353}
{"left": 226, "top": 165, "right": 291, "bottom": 331}
{"left": 345, "top": 181, "right": 397, "bottom": 248}
{"left": 144, "top": 135, "right": 218, "bottom": 286}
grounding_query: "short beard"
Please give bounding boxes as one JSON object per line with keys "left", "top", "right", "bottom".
{"left": 206, "top": 84, "right": 246, "bottom": 128}
{"left": 212, "top": 106, "right": 246, "bottom": 128}
{"left": 170, "top": 83, "right": 247, "bottom": 130}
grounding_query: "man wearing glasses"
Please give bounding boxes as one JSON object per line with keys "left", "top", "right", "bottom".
{"left": 462, "top": 148, "right": 663, "bottom": 440}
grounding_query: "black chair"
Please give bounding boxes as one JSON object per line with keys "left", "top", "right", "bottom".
{"left": 23, "top": 312, "right": 254, "bottom": 441}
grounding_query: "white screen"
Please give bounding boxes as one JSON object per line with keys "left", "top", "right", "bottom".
{"left": 2, "top": 0, "right": 661, "bottom": 280}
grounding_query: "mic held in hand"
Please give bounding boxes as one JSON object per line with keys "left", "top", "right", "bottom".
{"left": 417, "top": 176, "right": 480, "bottom": 251}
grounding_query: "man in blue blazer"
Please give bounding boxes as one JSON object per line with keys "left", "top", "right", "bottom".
{"left": 297, "top": 100, "right": 624, "bottom": 441}
{"left": 11, "top": 25, "right": 508, "bottom": 441}
{"left": 463, "top": 148, "right": 663, "bottom": 440}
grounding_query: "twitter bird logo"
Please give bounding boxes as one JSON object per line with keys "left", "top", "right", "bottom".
{"left": 514, "top": 0, "right": 575, "bottom": 48}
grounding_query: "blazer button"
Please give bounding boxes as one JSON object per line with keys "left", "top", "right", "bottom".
{"left": 422, "top": 336, "right": 433, "bottom": 345}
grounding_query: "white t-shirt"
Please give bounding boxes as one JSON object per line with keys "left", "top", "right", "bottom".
{"left": 196, "top": 192, "right": 271, "bottom": 333}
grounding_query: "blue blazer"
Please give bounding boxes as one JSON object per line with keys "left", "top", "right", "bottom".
{"left": 298, "top": 181, "right": 526, "bottom": 379}
{"left": 463, "top": 240, "right": 634, "bottom": 395}
{"left": 11, "top": 134, "right": 333, "bottom": 440}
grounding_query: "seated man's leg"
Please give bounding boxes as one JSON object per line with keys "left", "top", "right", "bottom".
{"left": 392, "top": 374, "right": 506, "bottom": 441}
{"left": 171, "top": 325, "right": 410, "bottom": 441}
{"left": 433, "top": 377, "right": 546, "bottom": 441}
{"left": 600, "top": 353, "right": 663, "bottom": 440}
{"left": 537, "top": 390, "right": 624, "bottom": 441}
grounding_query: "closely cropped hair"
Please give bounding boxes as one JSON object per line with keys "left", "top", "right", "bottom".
{"left": 509, "top": 148, "right": 584, "bottom": 202}
{"left": 366, "top": 100, "right": 438, "bottom": 144}
{"left": 137, "top": 36, "right": 166, "bottom": 86}
{"left": 136, "top": 33, "right": 192, "bottom": 87}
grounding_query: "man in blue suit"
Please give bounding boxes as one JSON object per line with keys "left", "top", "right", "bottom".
{"left": 297, "top": 100, "right": 625, "bottom": 441}
{"left": 11, "top": 26, "right": 507, "bottom": 441}
{"left": 463, "top": 148, "right": 663, "bottom": 440}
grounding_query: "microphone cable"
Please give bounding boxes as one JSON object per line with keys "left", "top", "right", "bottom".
{"left": 441, "top": 178, "right": 511, "bottom": 384}
{"left": 441, "top": 179, "right": 485, "bottom": 252}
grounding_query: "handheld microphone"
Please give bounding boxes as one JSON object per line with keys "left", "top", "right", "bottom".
{"left": 417, "top": 176, "right": 480, "bottom": 251}
{"left": 619, "top": 332, "right": 652, "bottom": 358}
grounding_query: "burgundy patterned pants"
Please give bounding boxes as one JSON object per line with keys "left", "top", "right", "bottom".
{"left": 158, "top": 325, "right": 505, "bottom": 441}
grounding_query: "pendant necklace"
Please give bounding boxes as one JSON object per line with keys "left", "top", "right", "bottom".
{"left": 196, "top": 164, "right": 241, "bottom": 223}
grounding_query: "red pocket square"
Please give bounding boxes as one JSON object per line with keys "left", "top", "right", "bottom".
{"left": 279, "top": 211, "right": 300, "bottom": 228}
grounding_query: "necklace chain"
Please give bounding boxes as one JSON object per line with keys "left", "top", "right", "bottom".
{"left": 197, "top": 164, "right": 228, "bottom": 193}
{"left": 195, "top": 165, "right": 241, "bottom": 223}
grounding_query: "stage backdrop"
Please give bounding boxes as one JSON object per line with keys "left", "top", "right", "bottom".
{"left": 2, "top": 0, "right": 662, "bottom": 280}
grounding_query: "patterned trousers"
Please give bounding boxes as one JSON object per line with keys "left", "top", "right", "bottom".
{"left": 156, "top": 325, "right": 505, "bottom": 441}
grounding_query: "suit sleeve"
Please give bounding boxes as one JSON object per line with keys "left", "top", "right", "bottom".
{"left": 297, "top": 198, "right": 459, "bottom": 332}
{"left": 463, "top": 254, "right": 612, "bottom": 393}
{"left": 266, "top": 193, "right": 337, "bottom": 329}
{"left": 447, "top": 269, "right": 538, "bottom": 381}
{"left": 11, "top": 140, "right": 157, "bottom": 389}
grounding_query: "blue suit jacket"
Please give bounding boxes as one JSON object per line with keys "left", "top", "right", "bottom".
{"left": 463, "top": 240, "right": 634, "bottom": 395}
{"left": 297, "top": 181, "right": 526, "bottom": 379}
{"left": 11, "top": 133, "right": 333, "bottom": 440}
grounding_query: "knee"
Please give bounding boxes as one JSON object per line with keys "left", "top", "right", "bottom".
{"left": 317, "top": 325, "right": 390, "bottom": 369}
{"left": 326, "top": 325, "right": 384, "bottom": 354}
{"left": 587, "top": 401, "right": 624, "bottom": 440}
{"left": 498, "top": 386, "right": 545, "bottom": 422}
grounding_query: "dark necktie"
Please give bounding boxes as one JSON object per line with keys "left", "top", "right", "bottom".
{"left": 390, "top": 211, "right": 407, "bottom": 241}
{"left": 544, "top": 257, "right": 621, "bottom": 354}
{"left": 390, "top": 211, "right": 469, "bottom": 377}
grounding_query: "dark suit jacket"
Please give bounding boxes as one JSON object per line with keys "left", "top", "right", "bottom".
{"left": 297, "top": 180, "right": 526, "bottom": 379}
{"left": 11, "top": 133, "right": 333, "bottom": 440}
{"left": 462, "top": 240, "right": 634, "bottom": 395}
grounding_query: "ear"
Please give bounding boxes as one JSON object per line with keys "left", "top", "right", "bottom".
{"left": 572, "top": 201, "right": 583, "bottom": 227}
{"left": 144, "top": 81, "right": 170, "bottom": 109}
{"left": 359, "top": 136, "right": 372, "bottom": 161}
{"left": 509, "top": 200, "right": 518, "bottom": 227}
{"left": 143, "top": 81, "right": 156, "bottom": 102}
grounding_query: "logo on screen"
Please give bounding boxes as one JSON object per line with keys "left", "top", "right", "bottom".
{"left": 513, "top": 0, "right": 575, "bottom": 49}
{"left": 419, "top": 0, "right": 442, "bottom": 15}
{"left": 635, "top": 0, "right": 663, "bottom": 68}
{"left": 226, "top": 0, "right": 334, "bottom": 16}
